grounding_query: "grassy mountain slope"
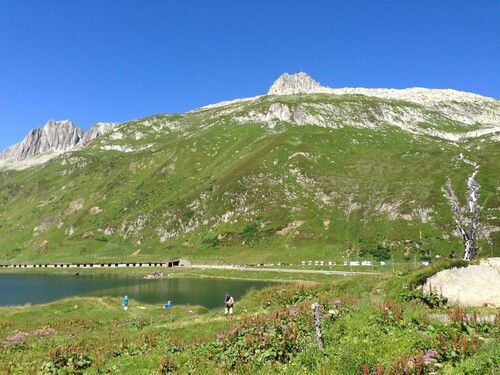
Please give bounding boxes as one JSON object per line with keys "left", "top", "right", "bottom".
{"left": 0, "top": 94, "right": 498, "bottom": 263}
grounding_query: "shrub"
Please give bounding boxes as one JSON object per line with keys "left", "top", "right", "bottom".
{"left": 41, "top": 346, "right": 92, "bottom": 373}
{"left": 400, "top": 289, "right": 448, "bottom": 308}
{"left": 199, "top": 305, "right": 313, "bottom": 369}
{"left": 369, "top": 245, "right": 391, "bottom": 261}
{"left": 158, "top": 356, "right": 177, "bottom": 373}
{"left": 3, "top": 331, "right": 29, "bottom": 349}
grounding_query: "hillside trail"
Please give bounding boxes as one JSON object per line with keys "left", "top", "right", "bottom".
{"left": 189, "top": 264, "right": 380, "bottom": 276}
{"left": 154, "top": 312, "right": 253, "bottom": 329}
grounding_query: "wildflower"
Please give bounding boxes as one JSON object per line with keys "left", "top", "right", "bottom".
{"left": 4, "top": 331, "right": 29, "bottom": 347}
{"left": 216, "top": 334, "right": 225, "bottom": 340}
{"left": 289, "top": 308, "right": 299, "bottom": 317}
{"left": 334, "top": 300, "right": 342, "bottom": 306}
{"left": 329, "top": 309, "right": 338, "bottom": 316}
{"left": 423, "top": 349, "right": 438, "bottom": 362}
{"left": 33, "top": 327, "right": 56, "bottom": 337}
{"left": 384, "top": 306, "right": 390, "bottom": 312}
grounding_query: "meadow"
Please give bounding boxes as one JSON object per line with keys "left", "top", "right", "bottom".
{"left": 0, "top": 260, "right": 498, "bottom": 374}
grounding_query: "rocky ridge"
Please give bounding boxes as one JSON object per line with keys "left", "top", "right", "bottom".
{"left": 78, "top": 122, "right": 119, "bottom": 147}
{"left": 1, "top": 72, "right": 499, "bottom": 170}
{"left": 0, "top": 120, "right": 118, "bottom": 168}
{"left": 200, "top": 72, "right": 500, "bottom": 140}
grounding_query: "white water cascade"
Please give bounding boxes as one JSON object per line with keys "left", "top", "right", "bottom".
{"left": 442, "top": 153, "right": 481, "bottom": 261}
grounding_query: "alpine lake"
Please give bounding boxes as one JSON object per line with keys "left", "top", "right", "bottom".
{"left": 0, "top": 273, "right": 275, "bottom": 309}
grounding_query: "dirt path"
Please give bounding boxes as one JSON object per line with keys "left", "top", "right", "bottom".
{"left": 154, "top": 313, "right": 251, "bottom": 329}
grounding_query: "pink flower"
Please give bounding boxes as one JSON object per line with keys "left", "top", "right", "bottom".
{"left": 216, "top": 334, "right": 225, "bottom": 340}
{"left": 33, "top": 327, "right": 56, "bottom": 337}
{"left": 423, "top": 349, "right": 438, "bottom": 362}
{"left": 4, "top": 332, "right": 29, "bottom": 347}
{"left": 334, "top": 300, "right": 342, "bottom": 306}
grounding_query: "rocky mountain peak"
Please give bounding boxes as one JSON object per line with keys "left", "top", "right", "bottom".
{"left": 0, "top": 120, "right": 84, "bottom": 162}
{"left": 267, "top": 72, "right": 324, "bottom": 95}
{"left": 79, "top": 122, "right": 118, "bottom": 146}
{"left": 0, "top": 119, "right": 119, "bottom": 165}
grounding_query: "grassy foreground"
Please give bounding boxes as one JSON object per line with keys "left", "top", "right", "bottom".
{"left": 0, "top": 261, "right": 498, "bottom": 374}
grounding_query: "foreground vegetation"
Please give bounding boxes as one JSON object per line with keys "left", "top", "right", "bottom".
{"left": 0, "top": 260, "right": 498, "bottom": 374}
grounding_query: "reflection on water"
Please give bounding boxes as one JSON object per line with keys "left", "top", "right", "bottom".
{"left": 0, "top": 274, "right": 275, "bottom": 309}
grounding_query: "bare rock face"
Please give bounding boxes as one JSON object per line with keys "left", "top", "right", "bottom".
{"left": 0, "top": 120, "right": 84, "bottom": 161}
{"left": 423, "top": 259, "right": 500, "bottom": 307}
{"left": 0, "top": 120, "right": 119, "bottom": 166}
{"left": 268, "top": 72, "right": 324, "bottom": 95}
{"left": 78, "top": 122, "right": 118, "bottom": 146}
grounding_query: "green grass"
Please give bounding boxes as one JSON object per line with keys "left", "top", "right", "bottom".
{"left": 0, "top": 265, "right": 497, "bottom": 374}
{"left": 0, "top": 94, "right": 498, "bottom": 265}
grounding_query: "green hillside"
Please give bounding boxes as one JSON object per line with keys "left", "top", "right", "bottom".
{"left": 0, "top": 94, "right": 498, "bottom": 264}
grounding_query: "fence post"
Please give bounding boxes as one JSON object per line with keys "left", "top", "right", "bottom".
{"left": 391, "top": 255, "right": 395, "bottom": 273}
{"left": 312, "top": 303, "right": 324, "bottom": 350}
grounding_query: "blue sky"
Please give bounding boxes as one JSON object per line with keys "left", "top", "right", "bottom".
{"left": 0, "top": 1, "right": 498, "bottom": 150}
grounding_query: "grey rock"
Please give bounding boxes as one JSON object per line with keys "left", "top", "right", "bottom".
{"left": 423, "top": 260, "right": 500, "bottom": 307}
{"left": 0, "top": 120, "right": 83, "bottom": 161}
{"left": 78, "top": 122, "right": 118, "bottom": 146}
{"left": 0, "top": 120, "right": 119, "bottom": 163}
{"left": 268, "top": 72, "right": 323, "bottom": 95}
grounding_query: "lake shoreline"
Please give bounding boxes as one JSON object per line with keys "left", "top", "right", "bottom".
{"left": 0, "top": 265, "right": 346, "bottom": 282}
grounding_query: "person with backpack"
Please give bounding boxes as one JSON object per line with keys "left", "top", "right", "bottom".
{"left": 224, "top": 293, "right": 234, "bottom": 316}
{"left": 123, "top": 295, "right": 129, "bottom": 310}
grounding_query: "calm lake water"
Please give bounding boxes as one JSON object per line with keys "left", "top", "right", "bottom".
{"left": 0, "top": 274, "right": 275, "bottom": 309}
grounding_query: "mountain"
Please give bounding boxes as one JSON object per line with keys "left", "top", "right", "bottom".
{"left": 0, "top": 120, "right": 118, "bottom": 169}
{"left": 0, "top": 120, "right": 83, "bottom": 161}
{"left": 78, "top": 122, "right": 119, "bottom": 147}
{"left": 0, "top": 73, "right": 498, "bottom": 264}
{"left": 268, "top": 72, "right": 324, "bottom": 95}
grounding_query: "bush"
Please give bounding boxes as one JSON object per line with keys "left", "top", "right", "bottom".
{"left": 400, "top": 289, "right": 448, "bottom": 308}
{"left": 369, "top": 245, "right": 391, "bottom": 261}
{"left": 41, "top": 347, "right": 92, "bottom": 373}
{"left": 159, "top": 356, "right": 177, "bottom": 373}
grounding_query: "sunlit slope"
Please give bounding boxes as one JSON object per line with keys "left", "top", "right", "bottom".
{"left": 0, "top": 94, "right": 498, "bottom": 263}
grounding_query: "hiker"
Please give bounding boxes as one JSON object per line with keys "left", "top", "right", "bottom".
{"left": 224, "top": 293, "right": 234, "bottom": 316}
{"left": 123, "top": 295, "right": 129, "bottom": 310}
{"left": 163, "top": 300, "right": 173, "bottom": 308}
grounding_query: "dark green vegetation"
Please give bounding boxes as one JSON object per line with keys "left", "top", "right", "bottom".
{"left": 0, "top": 261, "right": 498, "bottom": 374}
{"left": 0, "top": 94, "right": 499, "bottom": 264}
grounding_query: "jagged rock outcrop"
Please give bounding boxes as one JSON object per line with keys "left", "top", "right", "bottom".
{"left": 268, "top": 72, "right": 323, "bottom": 95}
{"left": 0, "top": 120, "right": 83, "bottom": 162}
{"left": 1, "top": 72, "right": 499, "bottom": 172}
{"left": 0, "top": 120, "right": 119, "bottom": 169}
{"left": 267, "top": 72, "right": 497, "bottom": 106}
{"left": 78, "top": 122, "right": 118, "bottom": 146}
{"left": 203, "top": 72, "right": 500, "bottom": 140}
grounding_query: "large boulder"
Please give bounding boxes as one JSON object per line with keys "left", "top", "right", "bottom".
{"left": 423, "top": 258, "right": 500, "bottom": 307}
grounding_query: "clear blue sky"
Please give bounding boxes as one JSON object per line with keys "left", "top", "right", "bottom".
{"left": 1, "top": 1, "right": 498, "bottom": 150}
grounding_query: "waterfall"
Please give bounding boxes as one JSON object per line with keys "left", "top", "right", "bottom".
{"left": 442, "top": 154, "right": 480, "bottom": 260}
